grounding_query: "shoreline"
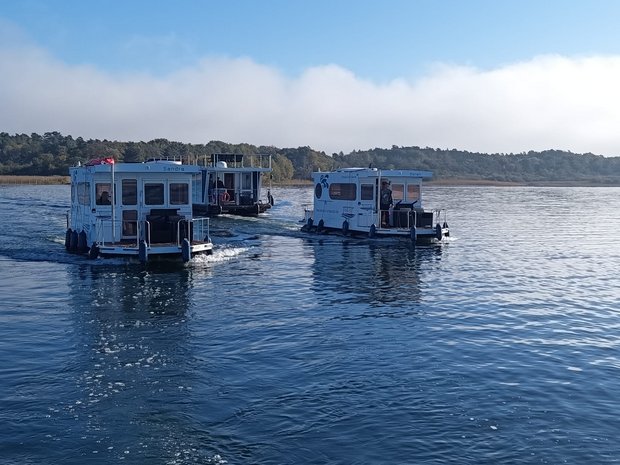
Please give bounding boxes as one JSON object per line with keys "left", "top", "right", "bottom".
{"left": 1, "top": 175, "right": 619, "bottom": 188}
{"left": 0, "top": 175, "right": 70, "bottom": 185}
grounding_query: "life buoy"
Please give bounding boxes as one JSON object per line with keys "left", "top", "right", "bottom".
{"left": 220, "top": 191, "right": 230, "bottom": 202}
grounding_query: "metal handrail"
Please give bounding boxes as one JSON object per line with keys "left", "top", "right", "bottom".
{"left": 176, "top": 217, "right": 210, "bottom": 245}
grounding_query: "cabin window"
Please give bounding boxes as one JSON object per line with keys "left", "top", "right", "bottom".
{"left": 77, "top": 182, "right": 90, "bottom": 205}
{"left": 95, "top": 183, "right": 112, "bottom": 205}
{"left": 145, "top": 183, "right": 165, "bottom": 205}
{"left": 329, "top": 183, "right": 356, "bottom": 200}
{"left": 361, "top": 184, "right": 374, "bottom": 200}
{"left": 392, "top": 183, "right": 404, "bottom": 201}
{"left": 122, "top": 179, "right": 137, "bottom": 205}
{"left": 242, "top": 173, "right": 252, "bottom": 189}
{"left": 407, "top": 184, "right": 420, "bottom": 203}
{"left": 170, "top": 183, "right": 189, "bottom": 205}
{"left": 122, "top": 210, "right": 137, "bottom": 237}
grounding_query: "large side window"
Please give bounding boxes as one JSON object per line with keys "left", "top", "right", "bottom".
{"left": 170, "top": 183, "right": 189, "bottom": 205}
{"left": 329, "top": 183, "right": 356, "bottom": 200}
{"left": 407, "top": 184, "right": 420, "bottom": 203}
{"left": 145, "top": 183, "right": 165, "bottom": 205}
{"left": 77, "top": 182, "right": 90, "bottom": 205}
{"left": 392, "top": 183, "right": 404, "bottom": 201}
{"left": 242, "top": 173, "right": 252, "bottom": 189}
{"left": 361, "top": 184, "right": 374, "bottom": 200}
{"left": 95, "top": 183, "right": 112, "bottom": 205}
{"left": 122, "top": 179, "right": 137, "bottom": 205}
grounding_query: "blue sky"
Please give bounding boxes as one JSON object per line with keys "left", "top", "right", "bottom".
{"left": 2, "top": 0, "right": 620, "bottom": 155}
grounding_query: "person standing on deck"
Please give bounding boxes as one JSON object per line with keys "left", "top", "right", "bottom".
{"left": 380, "top": 180, "right": 393, "bottom": 227}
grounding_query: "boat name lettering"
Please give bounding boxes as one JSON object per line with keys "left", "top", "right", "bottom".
{"left": 163, "top": 166, "right": 185, "bottom": 172}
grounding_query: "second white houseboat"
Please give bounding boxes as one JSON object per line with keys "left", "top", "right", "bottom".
{"left": 66, "top": 158, "right": 213, "bottom": 262}
{"left": 192, "top": 153, "right": 274, "bottom": 217}
{"left": 301, "top": 168, "right": 449, "bottom": 243}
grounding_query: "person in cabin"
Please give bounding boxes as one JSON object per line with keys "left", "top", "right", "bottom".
{"left": 380, "top": 180, "right": 393, "bottom": 227}
{"left": 98, "top": 190, "right": 111, "bottom": 205}
{"left": 216, "top": 177, "right": 229, "bottom": 202}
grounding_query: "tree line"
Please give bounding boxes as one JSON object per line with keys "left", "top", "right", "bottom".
{"left": 2, "top": 131, "right": 620, "bottom": 184}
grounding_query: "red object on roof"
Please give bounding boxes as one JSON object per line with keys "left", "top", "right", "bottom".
{"left": 85, "top": 157, "right": 115, "bottom": 166}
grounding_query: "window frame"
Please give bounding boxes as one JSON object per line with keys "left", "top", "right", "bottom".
{"left": 328, "top": 183, "right": 357, "bottom": 201}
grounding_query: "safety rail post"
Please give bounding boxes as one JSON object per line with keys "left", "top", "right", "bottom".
{"left": 176, "top": 220, "right": 183, "bottom": 246}
{"left": 302, "top": 205, "right": 313, "bottom": 224}
{"left": 134, "top": 219, "right": 139, "bottom": 247}
{"left": 177, "top": 219, "right": 191, "bottom": 246}
{"left": 191, "top": 217, "right": 210, "bottom": 242}
{"left": 143, "top": 220, "right": 151, "bottom": 247}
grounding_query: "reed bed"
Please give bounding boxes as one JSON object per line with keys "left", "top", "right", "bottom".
{"left": 0, "top": 175, "right": 70, "bottom": 185}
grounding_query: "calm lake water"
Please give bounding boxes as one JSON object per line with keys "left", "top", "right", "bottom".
{"left": 1, "top": 184, "right": 619, "bottom": 464}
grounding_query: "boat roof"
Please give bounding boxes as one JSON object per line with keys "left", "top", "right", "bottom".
{"left": 70, "top": 160, "right": 201, "bottom": 175}
{"left": 314, "top": 168, "right": 433, "bottom": 179}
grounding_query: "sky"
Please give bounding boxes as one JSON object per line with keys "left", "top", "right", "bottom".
{"left": 2, "top": 0, "right": 620, "bottom": 156}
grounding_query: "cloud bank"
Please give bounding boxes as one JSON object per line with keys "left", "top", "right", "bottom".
{"left": 2, "top": 36, "right": 620, "bottom": 156}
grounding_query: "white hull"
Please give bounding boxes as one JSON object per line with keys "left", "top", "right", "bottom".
{"left": 301, "top": 168, "right": 449, "bottom": 244}
{"left": 66, "top": 159, "right": 213, "bottom": 262}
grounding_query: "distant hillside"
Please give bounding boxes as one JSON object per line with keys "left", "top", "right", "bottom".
{"left": 2, "top": 132, "right": 620, "bottom": 185}
{"left": 334, "top": 146, "right": 620, "bottom": 185}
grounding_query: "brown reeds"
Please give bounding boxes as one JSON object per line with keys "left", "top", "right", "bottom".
{"left": 0, "top": 175, "right": 70, "bottom": 185}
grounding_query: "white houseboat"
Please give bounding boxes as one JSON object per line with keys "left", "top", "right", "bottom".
{"left": 301, "top": 168, "right": 449, "bottom": 243}
{"left": 65, "top": 158, "right": 213, "bottom": 262}
{"left": 192, "top": 153, "right": 274, "bottom": 217}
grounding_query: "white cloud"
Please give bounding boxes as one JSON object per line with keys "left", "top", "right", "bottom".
{"left": 1, "top": 33, "right": 620, "bottom": 156}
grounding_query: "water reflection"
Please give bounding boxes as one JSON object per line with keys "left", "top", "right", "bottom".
{"left": 63, "top": 263, "right": 210, "bottom": 462}
{"left": 305, "top": 238, "right": 442, "bottom": 312}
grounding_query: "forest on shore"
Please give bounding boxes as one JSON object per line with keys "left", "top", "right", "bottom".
{"left": 2, "top": 131, "right": 620, "bottom": 185}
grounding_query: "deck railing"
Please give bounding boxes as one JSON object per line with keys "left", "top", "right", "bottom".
{"left": 94, "top": 216, "right": 210, "bottom": 247}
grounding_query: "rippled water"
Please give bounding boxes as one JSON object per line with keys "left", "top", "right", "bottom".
{"left": 1, "top": 184, "right": 619, "bottom": 464}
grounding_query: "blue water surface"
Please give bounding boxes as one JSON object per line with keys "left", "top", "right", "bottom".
{"left": 0, "top": 184, "right": 619, "bottom": 464}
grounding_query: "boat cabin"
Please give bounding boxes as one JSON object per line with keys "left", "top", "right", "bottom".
{"left": 66, "top": 159, "right": 213, "bottom": 262}
{"left": 192, "top": 153, "right": 274, "bottom": 216}
{"left": 301, "top": 168, "right": 449, "bottom": 242}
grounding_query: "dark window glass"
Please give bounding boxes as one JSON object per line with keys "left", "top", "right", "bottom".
{"left": 170, "top": 183, "right": 189, "bottom": 205}
{"left": 145, "top": 183, "right": 164, "bottom": 205}
{"left": 329, "top": 183, "right": 356, "bottom": 200}
{"left": 95, "top": 183, "right": 112, "bottom": 205}
{"left": 122, "top": 210, "right": 137, "bottom": 237}
{"left": 361, "top": 184, "right": 374, "bottom": 200}
{"left": 122, "top": 179, "right": 137, "bottom": 205}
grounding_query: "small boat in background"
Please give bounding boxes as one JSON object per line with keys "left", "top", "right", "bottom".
{"left": 65, "top": 158, "right": 213, "bottom": 262}
{"left": 192, "top": 153, "right": 274, "bottom": 217}
{"left": 301, "top": 167, "right": 449, "bottom": 243}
